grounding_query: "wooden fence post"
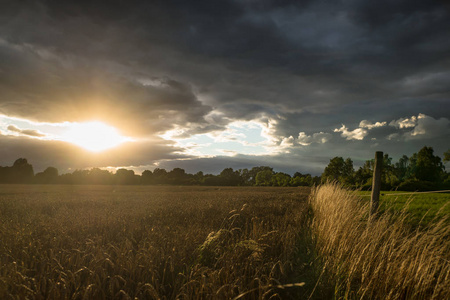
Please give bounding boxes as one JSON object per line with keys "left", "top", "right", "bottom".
{"left": 371, "top": 151, "right": 383, "bottom": 216}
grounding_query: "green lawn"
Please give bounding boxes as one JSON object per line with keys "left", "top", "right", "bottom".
{"left": 357, "top": 190, "right": 450, "bottom": 226}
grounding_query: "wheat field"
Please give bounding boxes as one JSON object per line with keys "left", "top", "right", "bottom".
{"left": 0, "top": 185, "right": 310, "bottom": 299}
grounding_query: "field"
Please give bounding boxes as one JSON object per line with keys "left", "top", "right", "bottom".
{"left": 357, "top": 191, "right": 450, "bottom": 226}
{"left": 1, "top": 184, "right": 449, "bottom": 299}
{"left": 0, "top": 185, "right": 311, "bottom": 299}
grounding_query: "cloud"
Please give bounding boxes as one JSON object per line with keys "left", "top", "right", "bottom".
{"left": 400, "top": 71, "right": 450, "bottom": 97}
{"left": 297, "top": 132, "right": 332, "bottom": 146}
{"left": 334, "top": 125, "right": 368, "bottom": 140}
{"left": 359, "top": 120, "right": 386, "bottom": 129}
{"left": 7, "top": 124, "right": 46, "bottom": 137}
{"left": 408, "top": 114, "right": 450, "bottom": 139}
{"left": 0, "top": 38, "right": 213, "bottom": 138}
{"left": 389, "top": 116, "right": 418, "bottom": 129}
{"left": 387, "top": 114, "right": 450, "bottom": 140}
{"left": 387, "top": 133, "right": 399, "bottom": 141}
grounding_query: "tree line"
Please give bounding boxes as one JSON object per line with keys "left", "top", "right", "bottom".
{"left": 0, "top": 146, "right": 448, "bottom": 191}
{"left": 322, "top": 146, "right": 450, "bottom": 191}
{"left": 0, "top": 161, "right": 321, "bottom": 187}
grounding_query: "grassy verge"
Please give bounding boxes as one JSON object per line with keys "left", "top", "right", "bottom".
{"left": 356, "top": 190, "right": 450, "bottom": 226}
{"left": 310, "top": 183, "right": 450, "bottom": 299}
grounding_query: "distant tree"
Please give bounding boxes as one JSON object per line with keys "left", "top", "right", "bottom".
{"left": 10, "top": 158, "right": 34, "bottom": 183}
{"left": 35, "top": 167, "right": 59, "bottom": 184}
{"left": 354, "top": 160, "right": 373, "bottom": 189}
{"left": 115, "top": 169, "right": 137, "bottom": 185}
{"left": 290, "top": 173, "right": 312, "bottom": 187}
{"left": 141, "top": 170, "right": 153, "bottom": 184}
{"left": 380, "top": 154, "right": 399, "bottom": 190}
{"left": 342, "top": 158, "right": 355, "bottom": 185}
{"left": 322, "top": 157, "right": 354, "bottom": 185}
{"left": 218, "top": 168, "right": 242, "bottom": 186}
{"left": 58, "top": 173, "right": 74, "bottom": 184}
{"left": 322, "top": 157, "right": 344, "bottom": 182}
{"left": 203, "top": 174, "right": 221, "bottom": 186}
{"left": 413, "top": 146, "right": 444, "bottom": 182}
{"left": 255, "top": 169, "right": 274, "bottom": 186}
{"left": 167, "top": 168, "right": 188, "bottom": 185}
{"left": 239, "top": 168, "right": 252, "bottom": 185}
{"left": 152, "top": 168, "right": 168, "bottom": 184}
{"left": 271, "top": 172, "right": 291, "bottom": 187}
{"left": 248, "top": 166, "right": 273, "bottom": 185}
{"left": 444, "top": 149, "right": 450, "bottom": 163}
{"left": 89, "top": 168, "right": 113, "bottom": 185}
{"left": 71, "top": 170, "right": 90, "bottom": 184}
{"left": 394, "top": 155, "right": 410, "bottom": 182}
{"left": 193, "top": 171, "right": 204, "bottom": 185}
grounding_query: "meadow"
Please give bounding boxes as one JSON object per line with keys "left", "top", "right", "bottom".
{"left": 0, "top": 185, "right": 311, "bottom": 299}
{"left": 357, "top": 190, "right": 450, "bottom": 226}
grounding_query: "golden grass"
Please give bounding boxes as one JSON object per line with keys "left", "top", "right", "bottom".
{"left": 309, "top": 183, "right": 450, "bottom": 299}
{"left": 0, "top": 185, "right": 309, "bottom": 299}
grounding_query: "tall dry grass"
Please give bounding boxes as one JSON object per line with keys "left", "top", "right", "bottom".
{"left": 309, "top": 183, "right": 450, "bottom": 299}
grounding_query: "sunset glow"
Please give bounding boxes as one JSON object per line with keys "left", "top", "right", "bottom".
{"left": 61, "top": 121, "right": 129, "bottom": 152}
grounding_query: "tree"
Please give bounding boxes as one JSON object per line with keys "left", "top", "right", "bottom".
{"left": 10, "top": 158, "right": 34, "bottom": 183}
{"left": 394, "top": 155, "right": 410, "bottom": 182}
{"left": 71, "top": 170, "right": 90, "bottom": 184}
{"left": 290, "top": 173, "right": 313, "bottom": 186}
{"left": 152, "top": 168, "right": 168, "bottom": 184}
{"left": 218, "top": 168, "right": 242, "bottom": 186}
{"left": 248, "top": 166, "right": 273, "bottom": 185}
{"left": 271, "top": 172, "right": 291, "bottom": 187}
{"left": 414, "top": 146, "right": 444, "bottom": 182}
{"left": 255, "top": 169, "right": 274, "bottom": 186}
{"left": 354, "top": 160, "right": 372, "bottom": 188}
{"left": 322, "top": 157, "right": 354, "bottom": 185}
{"left": 115, "top": 169, "right": 137, "bottom": 185}
{"left": 444, "top": 149, "right": 450, "bottom": 163}
{"left": 89, "top": 168, "right": 113, "bottom": 185}
{"left": 167, "top": 168, "right": 188, "bottom": 185}
{"left": 342, "top": 158, "right": 355, "bottom": 185}
{"left": 35, "top": 167, "right": 59, "bottom": 184}
{"left": 141, "top": 170, "right": 153, "bottom": 184}
{"left": 322, "top": 157, "right": 344, "bottom": 182}
{"left": 194, "top": 171, "right": 204, "bottom": 184}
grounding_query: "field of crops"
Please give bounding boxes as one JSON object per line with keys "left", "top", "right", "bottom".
{"left": 0, "top": 185, "right": 311, "bottom": 299}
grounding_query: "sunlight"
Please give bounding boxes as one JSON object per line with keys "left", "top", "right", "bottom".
{"left": 61, "top": 121, "right": 129, "bottom": 152}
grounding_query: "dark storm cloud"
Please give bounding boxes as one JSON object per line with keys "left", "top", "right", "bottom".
{"left": 2, "top": 0, "right": 449, "bottom": 122}
{"left": 1, "top": 0, "right": 449, "bottom": 172}
{"left": 0, "top": 37, "right": 213, "bottom": 136}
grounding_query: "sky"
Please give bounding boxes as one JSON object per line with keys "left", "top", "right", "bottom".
{"left": 0, "top": 0, "right": 449, "bottom": 175}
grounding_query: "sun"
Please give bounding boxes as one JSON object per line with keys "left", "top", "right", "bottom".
{"left": 61, "top": 121, "right": 129, "bottom": 152}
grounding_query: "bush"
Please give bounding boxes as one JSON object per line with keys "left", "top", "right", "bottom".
{"left": 397, "top": 179, "right": 438, "bottom": 191}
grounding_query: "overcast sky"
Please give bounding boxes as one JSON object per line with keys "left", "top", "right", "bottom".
{"left": 1, "top": 0, "right": 449, "bottom": 175}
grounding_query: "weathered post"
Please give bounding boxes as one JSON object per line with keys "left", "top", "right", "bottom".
{"left": 371, "top": 151, "right": 383, "bottom": 216}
